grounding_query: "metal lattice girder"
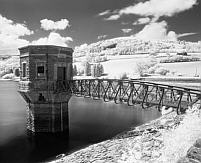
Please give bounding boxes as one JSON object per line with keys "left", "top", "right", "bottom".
{"left": 54, "top": 79, "right": 201, "bottom": 115}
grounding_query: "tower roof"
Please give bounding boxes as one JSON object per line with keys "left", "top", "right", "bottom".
{"left": 19, "top": 45, "right": 73, "bottom": 55}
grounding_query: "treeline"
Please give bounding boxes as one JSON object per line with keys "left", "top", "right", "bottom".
{"left": 73, "top": 62, "right": 104, "bottom": 77}
{"left": 74, "top": 38, "right": 201, "bottom": 58}
{"left": 160, "top": 56, "right": 200, "bottom": 63}
{"left": 0, "top": 68, "right": 20, "bottom": 78}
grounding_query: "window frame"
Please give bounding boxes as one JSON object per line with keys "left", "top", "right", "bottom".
{"left": 21, "top": 62, "right": 27, "bottom": 79}
{"left": 36, "top": 62, "right": 46, "bottom": 79}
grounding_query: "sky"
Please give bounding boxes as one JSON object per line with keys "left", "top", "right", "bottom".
{"left": 0, "top": 0, "right": 201, "bottom": 55}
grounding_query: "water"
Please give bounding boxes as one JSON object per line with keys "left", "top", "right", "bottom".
{"left": 0, "top": 81, "right": 161, "bottom": 163}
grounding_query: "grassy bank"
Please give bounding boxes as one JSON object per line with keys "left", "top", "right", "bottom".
{"left": 50, "top": 104, "right": 201, "bottom": 163}
{"left": 74, "top": 53, "right": 201, "bottom": 79}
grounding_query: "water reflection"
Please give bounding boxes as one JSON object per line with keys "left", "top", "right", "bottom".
{"left": 0, "top": 81, "right": 161, "bottom": 163}
{"left": 0, "top": 132, "right": 70, "bottom": 163}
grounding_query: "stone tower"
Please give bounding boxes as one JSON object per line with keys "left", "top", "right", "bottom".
{"left": 18, "top": 45, "right": 73, "bottom": 133}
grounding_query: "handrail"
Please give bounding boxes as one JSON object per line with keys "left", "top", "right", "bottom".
{"left": 19, "top": 79, "right": 201, "bottom": 95}
{"left": 18, "top": 79, "right": 201, "bottom": 115}
{"left": 72, "top": 79, "right": 201, "bottom": 95}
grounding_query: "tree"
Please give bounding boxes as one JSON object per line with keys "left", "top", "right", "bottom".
{"left": 84, "top": 61, "right": 91, "bottom": 76}
{"left": 91, "top": 64, "right": 97, "bottom": 77}
{"left": 8, "top": 68, "right": 13, "bottom": 74}
{"left": 14, "top": 68, "right": 20, "bottom": 77}
{"left": 135, "top": 61, "right": 156, "bottom": 77}
{"left": 73, "top": 65, "right": 78, "bottom": 76}
{"left": 96, "top": 63, "right": 104, "bottom": 77}
{"left": 90, "top": 63, "right": 104, "bottom": 77}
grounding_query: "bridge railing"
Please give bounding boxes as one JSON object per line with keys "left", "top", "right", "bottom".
{"left": 43, "top": 79, "right": 201, "bottom": 114}
{"left": 68, "top": 79, "right": 201, "bottom": 114}
{"left": 52, "top": 80, "right": 72, "bottom": 93}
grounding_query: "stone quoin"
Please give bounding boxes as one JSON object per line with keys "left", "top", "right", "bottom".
{"left": 18, "top": 45, "right": 73, "bottom": 133}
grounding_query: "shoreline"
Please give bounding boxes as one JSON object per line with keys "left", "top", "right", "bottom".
{"left": 49, "top": 103, "right": 201, "bottom": 163}
{"left": 0, "top": 77, "right": 20, "bottom": 82}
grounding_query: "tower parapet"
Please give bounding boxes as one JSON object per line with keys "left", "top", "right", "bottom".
{"left": 18, "top": 45, "right": 73, "bottom": 133}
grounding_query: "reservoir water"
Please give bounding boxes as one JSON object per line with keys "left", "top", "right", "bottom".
{"left": 0, "top": 81, "right": 161, "bottom": 163}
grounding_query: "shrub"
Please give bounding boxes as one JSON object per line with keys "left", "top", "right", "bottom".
{"left": 136, "top": 62, "right": 147, "bottom": 77}
{"left": 155, "top": 67, "right": 170, "bottom": 75}
{"left": 94, "top": 55, "right": 108, "bottom": 63}
{"left": 78, "top": 69, "right": 84, "bottom": 76}
{"left": 73, "top": 65, "right": 78, "bottom": 76}
{"left": 177, "top": 52, "right": 187, "bottom": 56}
{"left": 0, "top": 71, "right": 7, "bottom": 77}
{"left": 0, "top": 69, "right": 14, "bottom": 77}
{"left": 119, "top": 72, "right": 128, "bottom": 79}
{"left": 147, "top": 65, "right": 161, "bottom": 74}
{"left": 91, "top": 63, "right": 104, "bottom": 77}
{"left": 91, "top": 64, "right": 96, "bottom": 77}
{"left": 2, "top": 73, "right": 15, "bottom": 79}
{"left": 160, "top": 56, "right": 200, "bottom": 63}
{"left": 83, "top": 62, "right": 91, "bottom": 76}
{"left": 96, "top": 63, "right": 104, "bottom": 76}
{"left": 135, "top": 61, "right": 157, "bottom": 77}
{"left": 14, "top": 68, "right": 20, "bottom": 77}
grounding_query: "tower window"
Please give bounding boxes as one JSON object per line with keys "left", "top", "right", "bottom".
{"left": 37, "top": 66, "right": 44, "bottom": 74}
{"left": 22, "top": 62, "right": 26, "bottom": 77}
{"left": 36, "top": 62, "right": 46, "bottom": 78}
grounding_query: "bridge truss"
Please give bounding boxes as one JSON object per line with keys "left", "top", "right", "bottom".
{"left": 54, "top": 79, "right": 201, "bottom": 114}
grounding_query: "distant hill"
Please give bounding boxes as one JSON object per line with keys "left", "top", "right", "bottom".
{"left": 0, "top": 56, "right": 19, "bottom": 77}
{"left": 0, "top": 37, "right": 201, "bottom": 78}
{"left": 74, "top": 37, "right": 201, "bottom": 58}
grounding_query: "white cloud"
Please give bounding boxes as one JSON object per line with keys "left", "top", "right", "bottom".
{"left": 121, "top": 22, "right": 130, "bottom": 25}
{"left": 178, "top": 32, "right": 197, "bottom": 38}
{"left": 75, "top": 43, "right": 88, "bottom": 51}
{"left": 0, "top": 35, "right": 29, "bottom": 55}
{"left": 0, "top": 14, "right": 33, "bottom": 55}
{"left": 78, "top": 43, "right": 88, "bottom": 49}
{"left": 0, "top": 15, "right": 73, "bottom": 55}
{"left": 133, "top": 17, "right": 151, "bottom": 25}
{"left": 104, "top": 14, "right": 120, "bottom": 21}
{"left": 121, "top": 28, "right": 132, "bottom": 33}
{"left": 97, "top": 35, "right": 108, "bottom": 40}
{"left": 98, "top": 10, "right": 111, "bottom": 16}
{"left": 0, "top": 15, "right": 33, "bottom": 37}
{"left": 135, "top": 22, "right": 197, "bottom": 41}
{"left": 40, "top": 19, "right": 70, "bottom": 31}
{"left": 107, "top": 0, "right": 197, "bottom": 21}
{"left": 167, "top": 31, "right": 178, "bottom": 41}
{"left": 135, "top": 21, "right": 178, "bottom": 41}
{"left": 31, "top": 32, "right": 73, "bottom": 47}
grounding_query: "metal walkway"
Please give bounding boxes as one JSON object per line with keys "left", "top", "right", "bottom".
{"left": 54, "top": 79, "right": 201, "bottom": 114}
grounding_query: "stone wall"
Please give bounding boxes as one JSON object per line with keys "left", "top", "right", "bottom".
{"left": 27, "top": 102, "right": 69, "bottom": 133}
{"left": 18, "top": 45, "right": 73, "bottom": 133}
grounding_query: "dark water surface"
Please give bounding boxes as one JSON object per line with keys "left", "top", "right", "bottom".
{"left": 0, "top": 81, "right": 161, "bottom": 163}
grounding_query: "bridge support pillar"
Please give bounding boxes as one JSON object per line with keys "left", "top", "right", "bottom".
{"left": 27, "top": 102, "right": 69, "bottom": 133}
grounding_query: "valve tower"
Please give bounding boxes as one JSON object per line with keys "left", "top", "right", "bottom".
{"left": 18, "top": 45, "right": 73, "bottom": 133}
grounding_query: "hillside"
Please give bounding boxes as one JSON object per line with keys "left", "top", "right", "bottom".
{"left": 0, "top": 56, "right": 19, "bottom": 79}
{"left": 1, "top": 37, "right": 201, "bottom": 79}
{"left": 73, "top": 37, "right": 201, "bottom": 79}
{"left": 74, "top": 37, "right": 201, "bottom": 58}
